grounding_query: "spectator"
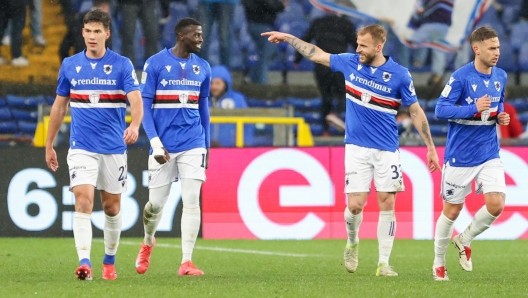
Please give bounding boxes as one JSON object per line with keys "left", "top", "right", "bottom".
{"left": 499, "top": 102, "right": 523, "bottom": 139}
{"left": 242, "top": 0, "right": 285, "bottom": 84}
{"left": 117, "top": 0, "right": 159, "bottom": 67}
{"left": 2, "top": 0, "right": 46, "bottom": 47}
{"left": 294, "top": 13, "right": 356, "bottom": 136}
{"left": 196, "top": 0, "right": 236, "bottom": 67}
{"left": 209, "top": 65, "right": 253, "bottom": 147}
{"left": 0, "top": 0, "right": 31, "bottom": 66}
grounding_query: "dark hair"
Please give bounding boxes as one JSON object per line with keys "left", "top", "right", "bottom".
{"left": 469, "top": 26, "right": 498, "bottom": 45}
{"left": 83, "top": 8, "right": 110, "bottom": 30}
{"left": 174, "top": 17, "right": 201, "bottom": 35}
{"left": 357, "top": 24, "right": 387, "bottom": 44}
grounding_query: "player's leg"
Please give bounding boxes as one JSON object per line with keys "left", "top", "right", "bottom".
{"left": 343, "top": 144, "right": 372, "bottom": 273}
{"left": 136, "top": 154, "right": 177, "bottom": 274}
{"left": 373, "top": 149, "right": 403, "bottom": 277}
{"left": 67, "top": 149, "right": 99, "bottom": 280}
{"left": 97, "top": 153, "right": 128, "bottom": 280}
{"left": 177, "top": 148, "right": 207, "bottom": 276}
{"left": 456, "top": 159, "right": 505, "bottom": 268}
{"left": 433, "top": 161, "right": 473, "bottom": 280}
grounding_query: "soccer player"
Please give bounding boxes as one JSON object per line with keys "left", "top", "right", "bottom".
{"left": 135, "top": 17, "right": 211, "bottom": 276}
{"left": 262, "top": 25, "right": 441, "bottom": 276}
{"left": 45, "top": 9, "right": 143, "bottom": 280}
{"left": 432, "top": 26, "right": 509, "bottom": 281}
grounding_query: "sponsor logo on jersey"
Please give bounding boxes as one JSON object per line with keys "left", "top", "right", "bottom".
{"left": 165, "top": 65, "right": 172, "bottom": 72}
{"left": 76, "top": 66, "right": 82, "bottom": 73}
{"left": 471, "top": 84, "right": 477, "bottom": 92}
{"left": 465, "top": 97, "right": 473, "bottom": 104}
{"left": 409, "top": 81, "right": 415, "bottom": 96}
{"left": 90, "top": 62, "right": 97, "bottom": 69}
{"left": 193, "top": 65, "right": 200, "bottom": 74}
{"left": 448, "top": 77, "right": 455, "bottom": 85}
{"left": 382, "top": 72, "right": 391, "bottom": 82}
{"left": 131, "top": 70, "right": 139, "bottom": 85}
{"left": 104, "top": 65, "right": 112, "bottom": 75}
{"left": 357, "top": 64, "right": 362, "bottom": 71}
{"left": 495, "top": 81, "right": 500, "bottom": 91}
{"left": 348, "top": 73, "right": 392, "bottom": 93}
{"left": 159, "top": 78, "right": 202, "bottom": 87}
{"left": 71, "top": 77, "right": 117, "bottom": 86}
{"left": 143, "top": 63, "right": 149, "bottom": 71}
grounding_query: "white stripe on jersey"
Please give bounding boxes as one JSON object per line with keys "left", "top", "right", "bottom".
{"left": 70, "top": 89, "right": 127, "bottom": 95}
{"left": 70, "top": 102, "right": 127, "bottom": 108}
{"left": 345, "top": 81, "right": 402, "bottom": 104}
{"left": 346, "top": 94, "right": 398, "bottom": 115}
{"left": 155, "top": 90, "right": 200, "bottom": 97}
{"left": 449, "top": 119, "right": 496, "bottom": 126}
{"left": 152, "top": 103, "right": 199, "bottom": 109}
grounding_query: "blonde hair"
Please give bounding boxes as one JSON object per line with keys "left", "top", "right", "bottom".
{"left": 357, "top": 24, "right": 387, "bottom": 44}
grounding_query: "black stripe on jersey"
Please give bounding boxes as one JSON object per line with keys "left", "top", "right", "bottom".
{"left": 464, "top": 115, "right": 497, "bottom": 121}
{"left": 99, "top": 99, "right": 126, "bottom": 104}
{"left": 70, "top": 98, "right": 90, "bottom": 103}
{"left": 346, "top": 90, "right": 397, "bottom": 111}
{"left": 153, "top": 99, "right": 181, "bottom": 104}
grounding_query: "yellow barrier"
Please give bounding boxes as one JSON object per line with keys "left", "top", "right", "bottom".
{"left": 34, "top": 115, "right": 314, "bottom": 147}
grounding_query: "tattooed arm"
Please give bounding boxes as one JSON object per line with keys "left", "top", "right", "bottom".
{"left": 261, "top": 31, "right": 331, "bottom": 66}
{"left": 408, "top": 102, "right": 441, "bottom": 172}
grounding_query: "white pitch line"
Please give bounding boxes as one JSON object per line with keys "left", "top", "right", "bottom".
{"left": 115, "top": 240, "right": 330, "bottom": 258}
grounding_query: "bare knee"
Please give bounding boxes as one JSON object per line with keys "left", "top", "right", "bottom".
{"left": 347, "top": 192, "right": 367, "bottom": 214}
{"left": 75, "top": 196, "right": 93, "bottom": 214}
{"left": 101, "top": 191, "right": 121, "bottom": 216}
{"left": 442, "top": 202, "right": 463, "bottom": 220}
{"left": 485, "top": 192, "right": 505, "bottom": 216}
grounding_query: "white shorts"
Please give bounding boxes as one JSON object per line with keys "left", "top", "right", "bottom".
{"left": 440, "top": 158, "right": 506, "bottom": 204}
{"left": 67, "top": 148, "right": 128, "bottom": 194}
{"left": 148, "top": 147, "right": 207, "bottom": 188}
{"left": 344, "top": 144, "right": 404, "bottom": 193}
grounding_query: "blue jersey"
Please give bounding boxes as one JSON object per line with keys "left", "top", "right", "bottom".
{"left": 435, "top": 62, "right": 507, "bottom": 167}
{"left": 330, "top": 54, "right": 417, "bottom": 151}
{"left": 56, "top": 49, "right": 140, "bottom": 154}
{"left": 140, "top": 48, "right": 211, "bottom": 153}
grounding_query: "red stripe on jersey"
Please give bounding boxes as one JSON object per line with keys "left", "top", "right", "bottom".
{"left": 345, "top": 85, "right": 401, "bottom": 108}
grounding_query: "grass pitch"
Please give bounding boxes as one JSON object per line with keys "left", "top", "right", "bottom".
{"left": 0, "top": 238, "right": 525, "bottom": 297}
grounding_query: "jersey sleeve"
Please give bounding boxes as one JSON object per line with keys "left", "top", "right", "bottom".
{"left": 330, "top": 53, "right": 354, "bottom": 74}
{"left": 435, "top": 78, "right": 477, "bottom": 119}
{"left": 56, "top": 59, "right": 71, "bottom": 97}
{"left": 140, "top": 59, "right": 159, "bottom": 140}
{"left": 199, "top": 63, "right": 212, "bottom": 148}
{"left": 399, "top": 72, "right": 418, "bottom": 107}
{"left": 122, "top": 59, "right": 140, "bottom": 94}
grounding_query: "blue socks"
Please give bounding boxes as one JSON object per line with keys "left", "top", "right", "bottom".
{"left": 103, "top": 254, "right": 115, "bottom": 265}
{"left": 80, "top": 258, "right": 92, "bottom": 268}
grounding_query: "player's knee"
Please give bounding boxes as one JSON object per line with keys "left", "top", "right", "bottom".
{"left": 346, "top": 203, "right": 363, "bottom": 215}
{"left": 102, "top": 202, "right": 120, "bottom": 216}
{"left": 146, "top": 201, "right": 163, "bottom": 215}
{"left": 486, "top": 192, "right": 505, "bottom": 216}
{"left": 75, "top": 197, "right": 93, "bottom": 214}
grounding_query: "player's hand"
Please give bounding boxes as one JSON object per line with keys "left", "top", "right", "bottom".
{"left": 426, "top": 149, "right": 441, "bottom": 173}
{"left": 205, "top": 148, "right": 210, "bottom": 169}
{"left": 154, "top": 147, "right": 170, "bottom": 164}
{"left": 475, "top": 94, "right": 491, "bottom": 112}
{"left": 497, "top": 112, "right": 510, "bottom": 125}
{"left": 46, "top": 147, "right": 59, "bottom": 172}
{"left": 261, "top": 31, "right": 292, "bottom": 44}
{"left": 123, "top": 125, "right": 139, "bottom": 144}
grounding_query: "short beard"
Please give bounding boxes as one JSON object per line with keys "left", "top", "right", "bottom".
{"left": 360, "top": 53, "right": 375, "bottom": 65}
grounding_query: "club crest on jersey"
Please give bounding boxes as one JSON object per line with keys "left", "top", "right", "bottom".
{"left": 495, "top": 81, "right": 500, "bottom": 91}
{"left": 104, "top": 65, "right": 112, "bottom": 75}
{"left": 483, "top": 80, "right": 489, "bottom": 88}
{"left": 76, "top": 66, "right": 82, "bottom": 73}
{"left": 481, "top": 109, "right": 490, "bottom": 122}
{"left": 90, "top": 62, "right": 97, "bottom": 69}
{"left": 89, "top": 93, "right": 100, "bottom": 104}
{"left": 361, "top": 93, "right": 371, "bottom": 103}
{"left": 193, "top": 65, "right": 200, "bottom": 74}
{"left": 382, "top": 72, "right": 391, "bottom": 82}
{"left": 165, "top": 65, "right": 172, "bottom": 72}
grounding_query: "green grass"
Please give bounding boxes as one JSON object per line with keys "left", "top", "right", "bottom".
{"left": 0, "top": 238, "right": 526, "bottom": 297}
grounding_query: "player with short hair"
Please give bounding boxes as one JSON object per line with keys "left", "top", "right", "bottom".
{"left": 263, "top": 24, "right": 440, "bottom": 276}
{"left": 135, "top": 17, "right": 211, "bottom": 276}
{"left": 432, "top": 26, "right": 509, "bottom": 281}
{"left": 45, "top": 8, "right": 144, "bottom": 281}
